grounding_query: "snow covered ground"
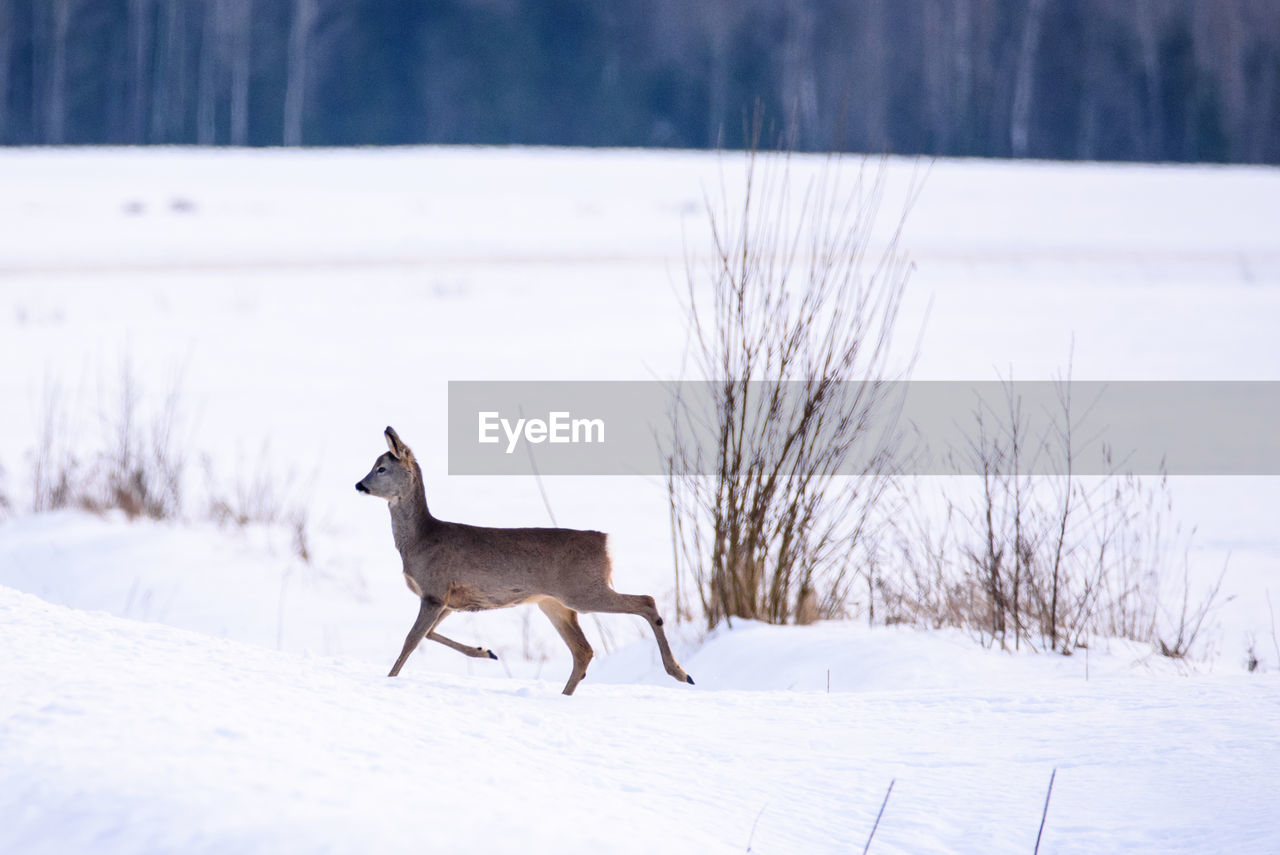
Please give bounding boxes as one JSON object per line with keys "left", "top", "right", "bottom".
{"left": 5, "top": 586, "right": 1279, "bottom": 855}
{"left": 2, "top": 146, "right": 1279, "bottom": 852}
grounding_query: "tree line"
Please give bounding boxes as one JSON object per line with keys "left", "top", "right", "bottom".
{"left": 1, "top": 0, "right": 1277, "bottom": 163}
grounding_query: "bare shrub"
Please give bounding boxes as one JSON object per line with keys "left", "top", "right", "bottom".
{"left": 667, "top": 135, "right": 921, "bottom": 629}
{"left": 207, "top": 445, "right": 290, "bottom": 526}
{"left": 878, "top": 490, "right": 964, "bottom": 629}
{"left": 1156, "top": 559, "right": 1228, "bottom": 660}
{"left": 885, "top": 372, "right": 1230, "bottom": 660}
{"left": 30, "top": 374, "right": 81, "bottom": 512}
{"left": 30, "top": 360, "right": 185, "bottom": 519}
{"left": 205, "top": 446, "right": 316, "bottom": 564}
{"left": 290, "top": 512, "right": 312, "bottom": 564}
{"left": 92, "top": 357, "right": 187, "bottom": 520}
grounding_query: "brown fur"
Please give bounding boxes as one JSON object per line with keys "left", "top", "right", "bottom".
{"left": 356, "top": 426, "right": 693, "bottom": 695}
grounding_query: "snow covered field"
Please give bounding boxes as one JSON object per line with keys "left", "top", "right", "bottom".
{"left": 2, "top": 146, "right": 1279, "bottom": 852}
{"left": 6, "top": 586, "right": 1280, "bottom": 855}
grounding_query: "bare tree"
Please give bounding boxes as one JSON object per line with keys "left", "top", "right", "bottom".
{"left": 229, "top": 0, "right": 253, "bottom": 145}
{"left": 668, "top": 131, "right": 921, "bottom": 628}
{"left": 858, "top": 0, "right": 890, "bottom": 150}
{"left": 779, "top": 1, "right": 819, "bottom": 149}
{"left": 40, "top": 0, "right": 75, "bottom": 144}
{"left": 698, "top": 0, "right": 741, "bottom": 148}
{"left": 149, "top": 0, "right": 187, "bottom": 142}
{"left": 950, "top": 0, "right": 975, "bottom": 151}
{"left": 128, "top": 0, "right": 153, "bottom": 142}
{"left": 1129, "top": 1, "right": 1166, "bottom": 160}
{"left": 920, "top": 0, "right": 951, "bottom": 152}
{"left": 283, "top": 0, "right": 316, "bottom": 146}
{"left": 4, "top": 0, "right": 1280, "bottom": 159}
{"left": 0, "top": 0, "right": 12, "bottom": 143}
{"left": 1009, "top": 0, "right": 1046, "bottom": 157}
{"left": 196, "top": 0, "right": 221, "bottom": 144}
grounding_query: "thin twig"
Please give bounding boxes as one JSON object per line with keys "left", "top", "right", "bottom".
{"left": 1034, "top": 768, "right": 1057, "bottom": 855}
{"left": 520, "top": 405, "right": 558, "bottom": 527}
{"left": 276, "top": 567, "right": 291, "bottom": 650}
{"left": 1267, "top": 589, "right": 1280, "bottom": 669}
{"left": 862, "top": 778, "right": 895, "bottom": 855}
{"left": 745, "top": 801, "right": 769, "bottom": 852}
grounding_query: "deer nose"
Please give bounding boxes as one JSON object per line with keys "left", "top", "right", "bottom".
{"left": 355, "top": 482, "right": 369, "bottom": 494}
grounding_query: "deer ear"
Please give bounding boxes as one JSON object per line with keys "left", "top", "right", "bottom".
{"left": 384, "top": 426, "right": 407, "bottom": 459}
{"left": 385, "top": 426, "right": 416, "bottom": 463}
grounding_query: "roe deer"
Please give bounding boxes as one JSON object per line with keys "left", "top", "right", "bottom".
{"left": 356, "top": 426, "right": 693, "bottom": 695}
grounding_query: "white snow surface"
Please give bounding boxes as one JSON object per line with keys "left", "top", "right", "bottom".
{"left": 5, "top": 585, "right": 1280, "bottom": 855}
{"left": 2, "top": 146, "right": 1280, "bottom": 852}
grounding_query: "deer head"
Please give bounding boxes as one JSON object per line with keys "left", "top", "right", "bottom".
{"left": 355, "top": 426, "right": 419, "bottom": 503}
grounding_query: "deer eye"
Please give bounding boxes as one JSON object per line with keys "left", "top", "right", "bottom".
{"left": 376, "top": 467, "right": 386, "bottom": 473}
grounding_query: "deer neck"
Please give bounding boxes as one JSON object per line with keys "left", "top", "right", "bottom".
{"left": 388, "top": 476, "right": 436, "bottom": 556}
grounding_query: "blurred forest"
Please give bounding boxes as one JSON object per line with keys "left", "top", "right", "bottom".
{"left": 1, "top": 0, "right": 1277, "bottom": 162}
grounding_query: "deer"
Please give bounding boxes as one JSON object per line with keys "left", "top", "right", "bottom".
{"left": 355, "top": 426, "right": 694, "bottom": 695}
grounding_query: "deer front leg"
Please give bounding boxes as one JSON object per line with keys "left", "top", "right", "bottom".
{"left": 388, "top": 595, "right": 447, "bottom": 677}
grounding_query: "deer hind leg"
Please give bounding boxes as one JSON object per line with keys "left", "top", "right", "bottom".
{"left": 568, "top": 589, "right": 693, "bottom": 686}
{"left": 538, "top": 599, "right": 593, "bottom": 695}
{"left": 429, "top": 630, "right": 499, "bottom": 661}
{"left": 388, "top": 595, "right": 447, "bottom": 677}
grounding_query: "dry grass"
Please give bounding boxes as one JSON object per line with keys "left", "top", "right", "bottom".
{"left": 22, "top": 359, "right": 313, "bottom": 564}
{"left": 30, "top": 359, "right": 186, "bottom": 520}
{"left": 204, "top": 445, "right": 316, "bottom": 564}
{"left": 879, "top": 373, "right": 1230, "bottom": 660}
